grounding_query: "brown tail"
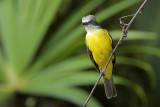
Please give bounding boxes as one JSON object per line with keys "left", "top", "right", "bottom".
{"left": 103, "top": 76, "right": 117, "bottom": 99}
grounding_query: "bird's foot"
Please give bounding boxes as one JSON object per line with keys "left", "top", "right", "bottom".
{"left": 100, "top": 70, "right": 105, "bottom": 76}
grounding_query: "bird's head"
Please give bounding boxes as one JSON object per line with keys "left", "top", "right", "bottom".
{"left": 82, "top": 15, "right": 100, "bottom": 33}
{"left": 82, "top": 15, "right": 99, "bottom": 26}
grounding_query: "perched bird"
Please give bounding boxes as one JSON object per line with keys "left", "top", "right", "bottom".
{"left": 82, "top": 15, "right": 117, "bottom": 99}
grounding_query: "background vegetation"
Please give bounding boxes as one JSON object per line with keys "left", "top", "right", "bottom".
{"left": 0, "top": 0, "right": 159, "bottom": 107}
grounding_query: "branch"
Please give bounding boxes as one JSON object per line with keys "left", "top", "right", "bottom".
{"left": 83, "top": 0, "right": 148, "bottom": 107}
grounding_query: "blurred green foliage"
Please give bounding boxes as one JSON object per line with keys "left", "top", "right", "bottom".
{"left": 0, "top": 0, "right": 159, "bottom": 107}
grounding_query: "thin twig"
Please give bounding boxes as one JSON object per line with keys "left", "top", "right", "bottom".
{"left": 83, "top": 0, "right": 148, "bottom": 107}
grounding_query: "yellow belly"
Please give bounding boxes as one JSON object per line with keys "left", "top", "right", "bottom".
{"left": 86, "top": 29, "right": 114, "bottom": 80}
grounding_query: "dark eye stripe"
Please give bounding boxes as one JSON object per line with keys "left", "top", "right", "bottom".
{"left": 82, "top": 22, "right": 89, "bottom": 25}
{"left": 90, "top": 20, "right": 99, "bottom": 25}
{"left": 82, "top": 20, "right": 99, "bottom": 26}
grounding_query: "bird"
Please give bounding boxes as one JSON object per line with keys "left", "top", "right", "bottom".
{"left": 82, "top": 15, "right": 117, "bottom": 99}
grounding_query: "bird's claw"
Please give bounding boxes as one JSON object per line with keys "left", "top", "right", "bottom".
{"left": 100, "top": 70, "right": 105, "bottom": 76}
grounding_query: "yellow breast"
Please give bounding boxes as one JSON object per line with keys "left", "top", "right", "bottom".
{"left": 86, "top": 29, "right": 114, "bottom": 79}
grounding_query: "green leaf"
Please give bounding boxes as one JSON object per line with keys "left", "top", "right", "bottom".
{"left": 0, "top": 85, "right": 13, "bottom": 106}
{"left": 17, "top": 0, "right": 63, "bottom": 73}
{"left": 31, "top": 26, "right": 84, "bottom": 72}
{"left": 25, "top": 55, "right": 92, "bottom": 81}
{"left": 0, "top": 0, "right": 63, "bottom": 73}
{"left": 0, "top": 50, "right": 6, "bottom": 82}
{"left": 118, "top": 45, "right": 160, "bottom": 57}
{"left": 21, "top": 71, "right": 147, "bottom": 105}
{"left": 54, "top": 37, "right": 86, "bottom": 61}
{"left": 21, "top": 86, "right": 102, "bottom": 107}
{"left": 111, "top": 30, "right": 158, "bottom": 40}
{"left": 114, "top": 76, "right": 147, "bottom": 105}
{"left": 31, "top": 72, "right": 102, "bottom": 87}
{"left": 0, "top": 0, "right": 20, "bottom": 72}
{"left": 96, "top": 0, "right": 140, "bottom": 22}
{"left": 117, "top": 56, "right": 156, "bottom": 88}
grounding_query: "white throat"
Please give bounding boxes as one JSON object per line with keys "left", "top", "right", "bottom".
{"left": 84, "top": 25, "right": 100, "bottom": 34}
